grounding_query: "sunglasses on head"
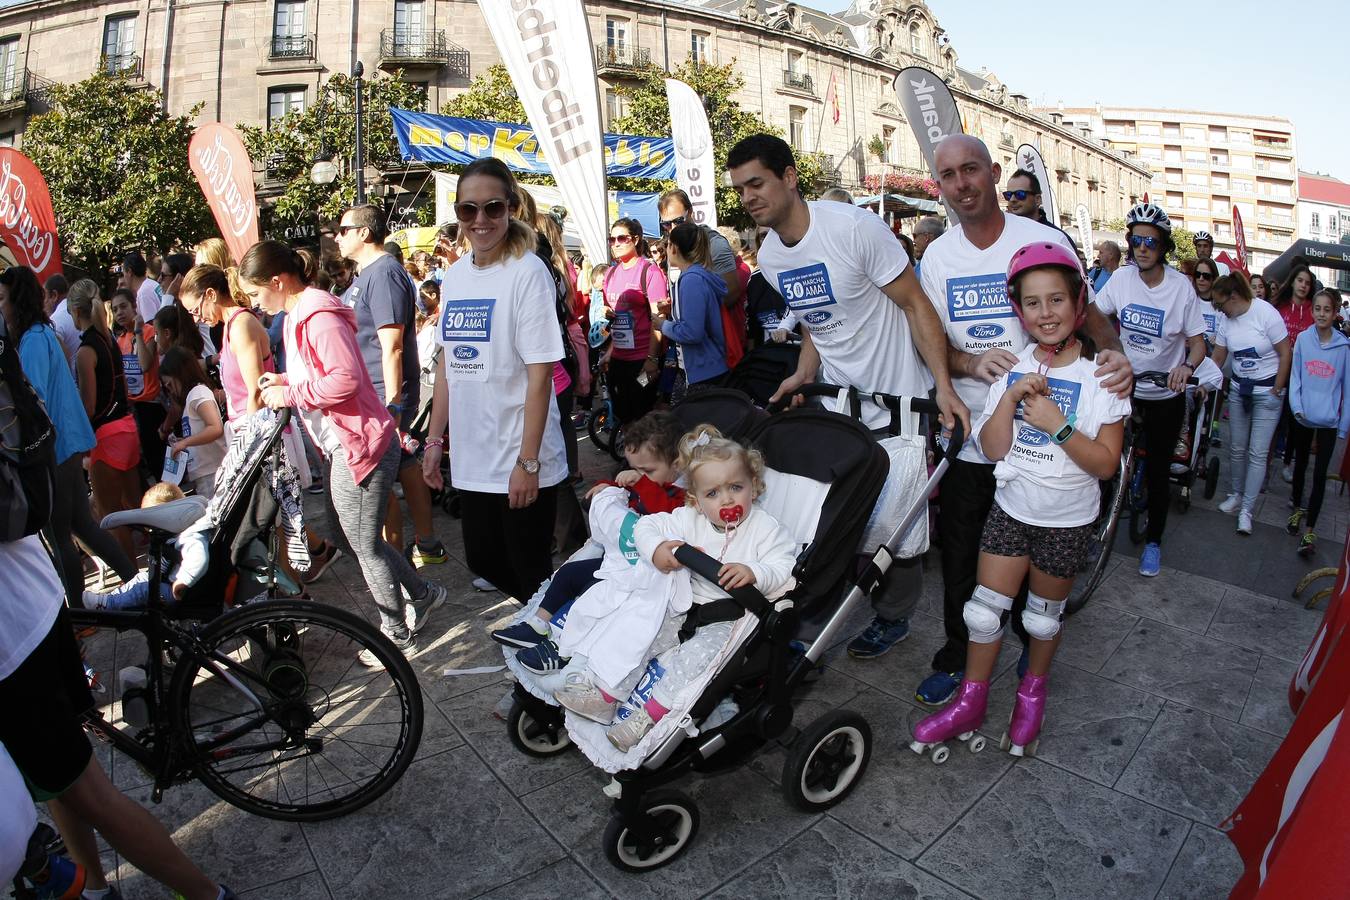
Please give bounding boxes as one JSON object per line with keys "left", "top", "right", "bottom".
{"left": 659, "top": 215, "right": 688, "bottom": 232}
{"left": 608, "top": 234, "right": 634, "bottom": 245}
{"left": 454, "top": 199, "right": 510, "bottom": 222}
{"left": 1002, "top": 190, "right": 1031, "bottom": 201}
{"left": 1128, "top": 234, "right": 1162, "bottom": 251}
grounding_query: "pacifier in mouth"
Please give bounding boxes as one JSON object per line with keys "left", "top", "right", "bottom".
{"left": 719, "top": 505, "right": 745, "bottom": 525}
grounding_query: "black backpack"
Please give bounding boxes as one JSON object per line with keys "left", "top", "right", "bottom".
{"left": 0, "top": 316, "right": 56, "bottom": 541}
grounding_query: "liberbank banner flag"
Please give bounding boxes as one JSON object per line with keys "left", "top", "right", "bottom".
{"left": 1015, "top": 143, "right": 1057, "bottom": 227}
{"left": 894, "top": 67, "right": 963, "bottom": 222}
{"left": 664, "top": 78, "right": 717, "bottom": 229}
{"left": 391, "top": 109, "right": 675, "bottom": 180}
{"left": 475, "top": 0, "right": 608, "bottom": 264}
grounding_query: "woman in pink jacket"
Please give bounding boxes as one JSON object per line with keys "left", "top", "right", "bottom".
{"left": 241, "top": 241, "right": 445, "bottom": 666}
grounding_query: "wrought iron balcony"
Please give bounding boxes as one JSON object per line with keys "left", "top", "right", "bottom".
{"left": 100, "top": 52, "right": 142, "bottom": 79}
{"left": 379, "top": 29, "right": 470, "bottom": 78}
{"left": 270, "top": 34, "right": 315, "bottom": 61}
{"left": 782, "top": 69, "right": 814, "bottom": 94}
{"left": 0, "top": 69, "right": 55, "bottom": 112}
{"left": 596, "top": 46, "right": 650, "bottom": 75}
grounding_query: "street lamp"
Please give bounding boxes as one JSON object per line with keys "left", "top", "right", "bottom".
{"left": 309, "top": 158, "right": 339, "bottom": 185}
{"left": 353, "top": 61, "right": 365, "bottom": 204}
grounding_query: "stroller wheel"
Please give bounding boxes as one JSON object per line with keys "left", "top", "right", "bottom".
{"left": 506, "top": 700, "right": 572, "bottom": 757}
{"left": 602, "top": 789, "right": 699, "bottom": 872}
{"left": 781, "top": 709, "right": 872, "bottom": 812}
{"left": 1204, "top": 457, "right": 1220, "bottom": 500}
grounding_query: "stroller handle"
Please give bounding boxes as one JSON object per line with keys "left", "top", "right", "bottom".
{"left": 769, "top": 383, "right": 965, "bottom": 461}
{"left": 672, "top": 544, "right": 771, "bottom": 615}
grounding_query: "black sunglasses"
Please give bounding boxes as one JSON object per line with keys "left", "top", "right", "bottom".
{"left": 659, "top": 215, "right": 688, "bottom": 232}
{"left": 1002, "top": 190, "right": 1031, "bottom": 201}
{"left": 454, "top": 199, "right": 510, "bottom": 222}
{"left": 1194, "top": 271, "right": 1216, "bottom": 280}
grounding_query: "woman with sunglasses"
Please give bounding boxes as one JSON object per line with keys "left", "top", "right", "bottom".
{"left": 1093, "top": 203, "right": 1208, "bottom": 577}
{"left": 1192, "top": 258, "right": 1221, "bottom": 347}
{"left": 600, "top": 217, "right": 667, "bottom": 427}
{"left": 1273, "top": 265, "right": 1317, "bottom": 482}
{"left": 421, "top": 157, "right": 568, "bottom": 604}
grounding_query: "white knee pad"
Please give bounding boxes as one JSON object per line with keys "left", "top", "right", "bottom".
{"left": 963, "top": 585, "right": 1014, "bottom": 644}
{"left": 1023, "top": 592, "right": 1066, "bottom": 641}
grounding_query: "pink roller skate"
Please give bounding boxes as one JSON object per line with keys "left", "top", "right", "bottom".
{"left": 1001, "top": 672, "right": 1048, "bottom": 757}
{"left": 909, "top": 679, "right": 989, "bottom": 764}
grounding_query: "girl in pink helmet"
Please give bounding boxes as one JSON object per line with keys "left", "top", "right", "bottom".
{"left": 911, "top": 242, "right": 1132, "bottom": 762}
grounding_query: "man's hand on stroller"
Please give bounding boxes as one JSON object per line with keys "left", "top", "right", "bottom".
{"left": 769, "top": 370, "right": 811, "bottom": 409}
{"left": 717, "top": 563, "right": 756, "bottom": 590}
{"left": 653, "top": 540, "right": 686, "bottom": 572}
{"left": 171, "top": 581, "right": 188, "bottom": 602}
{"left": 936, "top": 384, "right": 971, "bottom": 440}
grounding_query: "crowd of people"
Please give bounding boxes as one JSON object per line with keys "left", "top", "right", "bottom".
{"left": 3, "top": 127, "right": 1347, "bottom": 896}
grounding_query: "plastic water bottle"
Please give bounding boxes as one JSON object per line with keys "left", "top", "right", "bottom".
{"left": 119, "top": 666, "right": 149, "bottom": 728}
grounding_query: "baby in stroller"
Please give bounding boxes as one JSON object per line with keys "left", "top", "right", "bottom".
{"left": 82, "top": 482, "right": 211, "bottom": 609}
{"left": 551, "top": 424, "right": 798, "bottom": 751}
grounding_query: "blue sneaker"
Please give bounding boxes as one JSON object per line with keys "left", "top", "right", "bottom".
{"left": 516, "top": 639, "right": 567, "bottom": 674}
{"left": 846, "top": 617, "right": 910, "bottom": 659}
{"left": 1139, "top": 543, "right": 1161, "bottom": 577}
{"left": 915, "top": 669, "right": 963, "bottom": 706}
{"left": 491, "top": 619, "right": 549, "bottom": 649}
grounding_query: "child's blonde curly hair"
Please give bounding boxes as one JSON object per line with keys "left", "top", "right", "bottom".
{"left": 677, "top": 423, "right": 766, "bottom": 505}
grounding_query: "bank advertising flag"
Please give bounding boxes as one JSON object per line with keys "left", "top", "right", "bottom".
{"left": 664, "top": 78, "right": 717, "bottom": 230}
{"left": 0, "top": 149, "right": 63, "bottom": 285}
{"left": 1075, "top": 203, "right": 1093, "bottom": 258}
{"left": 1015, "top": 143, "right": 1057, "bottom": 227}
{"left": 391, "top": 109, "right": 675, "bottom": 180}
{"left": 893, "top": 67, "right": 963, "bottom": 222}
{"left": 187, "top": 124, "right": 260, "bottom": 265}
{"left": 476, "top": 0, "right": 608, "bottom": 265}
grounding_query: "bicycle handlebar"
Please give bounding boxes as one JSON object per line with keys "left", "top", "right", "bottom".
{"left": 1135, "top": 370, "right": 1201, "bottom": 389}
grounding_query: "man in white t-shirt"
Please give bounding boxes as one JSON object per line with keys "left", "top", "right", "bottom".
{"left": 1095, "top": 202, "right": 1207, "bottom": 577}
{"left": 42, "top": 273, "right": 80, "bottom": 372}
{"left": 911, "top": 134, "right": 1133, "bottom": 704}
{"left": 727, "top": 133, "right": 969, "bottom": 661}
{"left": 120, "top": 251, "right": 163, "bottom": 324}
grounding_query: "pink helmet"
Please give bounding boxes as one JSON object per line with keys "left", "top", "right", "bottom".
{"left": 1006, "top": 241, "right": 1088, "bottom": 334}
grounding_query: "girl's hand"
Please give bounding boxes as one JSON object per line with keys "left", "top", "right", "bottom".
{"left": 642, "top": 357, "right": 660, "bottom": 380}
{"left": 718, "top": 562, "right": 756, "bottom": 590}
{"left": 652, "top": 540, "right": 684, "bottom": 572}
{"left": 1021, "top": 392, "right": 1067, "bottom": 434}
{"left": 259, "top": 384, "right": 287, "bottom": 410}
{"left": 170, "top": 440, "right": 186, "bottom": 456}
{"left": 257, "top": 372, "right": 283, "bottom": 391}
{"left": 1012, "top": 373, "right": 1048, "bottom": 401}
{"left": 134, "top": 314, "right": 145, "bottom": 332}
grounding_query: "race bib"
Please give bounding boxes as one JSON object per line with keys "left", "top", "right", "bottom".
{"left": 440, "top": 298, "right": 494, "bottom": 383}
{"left": 777, "top": 263, "right": 848, "bottom": 339}
{"left": 617, "top": 510, "right": 641, "bottom": 566}
{"left": 123, "top": 354, "right": 144, "bottom": 396}
{"left": 612, "top": 310, "right": 636, "bottom": 351}
{"left": 947, "top": 273, "right": 1014, "bottom": 324}
{"left": 1120, "top": 303, "right": 1165, "bottom": 357}
{"left": 1202, "top": 312, "right": 1218, "bottom": 340}
{"left": 1007, "top": 372, "right": 1081, "bottom": 477}
{"left": 756, "top": 309, "right": 782, "bottom": 332}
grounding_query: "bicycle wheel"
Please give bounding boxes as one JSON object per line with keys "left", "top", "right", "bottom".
{"left": 169, "top": 600, "right": 423, "bottom": 821}
{"left": 1066, "top": 453, "right": 1130, "bottom": 615}
{"left": 1127, "top": 465, "right": 1148, "bottom": 545}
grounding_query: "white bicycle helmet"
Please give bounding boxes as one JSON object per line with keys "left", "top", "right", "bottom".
{"left": 1193, "top": 230, "right": 1213, "bottom": 242}
{"left": 1126, "top": 202, "right": 1172, "bottom": 236}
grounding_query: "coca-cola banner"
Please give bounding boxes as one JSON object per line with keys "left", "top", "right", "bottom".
{"left": 0, "top": 149, "right": 62, "bottom": 285}
{"left": 188, "top": 123, "right": 259, "bottom": 263}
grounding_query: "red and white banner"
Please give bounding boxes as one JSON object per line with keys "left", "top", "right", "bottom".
{"left": 188, "top": 123, "right": 260, "bottom": 264}
{"left": 664, "top": 78, "right": 717, "bottom": 231}
{"left": 1233, "top": 205, "right": 1250, "bottom": 271}
{"left": 1217, "top": 250, "right": 1248, "bottom": 278}
{"left": 0, "top": 149, "right": 62, "bottom": 285}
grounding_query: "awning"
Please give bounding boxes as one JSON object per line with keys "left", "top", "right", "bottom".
{"left": 1262, "top": 238, "right": 1350, "bottom": 287}
{"left": 853, "top": 193, "right": 943, "bottom": 216}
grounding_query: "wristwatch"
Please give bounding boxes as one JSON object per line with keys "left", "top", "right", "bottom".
{"left": 516, "top": 456, "right": 541, "bottom": 475}
{"left": 1050, "top": 414, "right": 1077, "bottom": 445}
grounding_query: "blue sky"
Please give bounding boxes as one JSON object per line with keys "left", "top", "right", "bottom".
{"left": 818, "top": 0, "right": 1346, "bottom": 177}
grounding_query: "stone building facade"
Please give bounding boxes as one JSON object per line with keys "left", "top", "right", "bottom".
{"left": 0, "top": 0, "right": 1151, "bottom": 229}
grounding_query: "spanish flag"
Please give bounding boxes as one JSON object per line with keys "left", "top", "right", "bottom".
{"left": 825, "top": 70, "right": 840, "bottom": 125}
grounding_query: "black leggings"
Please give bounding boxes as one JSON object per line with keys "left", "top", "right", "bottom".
{"left": 608, "top": 356, "right": 657, "bottom": 427}
{"left": 1138, "top": 394, "right": 1186, "bottom": 545}
{"left": 1291, "top": 426, "right": 1337, "bottom": 529}
{"left": 459, "top": 485, "right": 559, "bottom": 602}
{"left": 43, "top": 453, "right": 138, "bottom": 606}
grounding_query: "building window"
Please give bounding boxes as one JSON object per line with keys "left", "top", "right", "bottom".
{"left": 267, "top": 86, "right": 305, "bottom": 126}
{"left": 1162, "top": 122, "right": 1180, "bottom": 138}
{"left": 272, "top": 1, "right": 306, "bottom": 56}
{"left": 394, "top": 0, "right": 424, "bottom": 43}
{"left": 606, "top": 17, "right": 628, "bottom": 51}
{"left": 881, "top": 124, "right": 896, "bottom": 163}
{"left": 786, "top": 48, "right": 803, "bottom": 74}
{"left": 788, "top": 105, "right": 806, "bottom": 151}
{"left": 0, "top": 38, "right": 18, "bottom": 102}
{"left": 605, "top": 88, "right": 625, "bottom": 125}
{"left": 909, "top": 23, "right": 923, "bottom": 55}
{"left": 102, "top": 15, "right": 137, "bottom": 73}
{"left": 0, "top": 131, "right": 13, "bottom": 147}
{"left": 690, "top": 31, "right": 708, "bottom": 64}
{"left": 1311, "top": 212, "right": 1322, "bottom": 229}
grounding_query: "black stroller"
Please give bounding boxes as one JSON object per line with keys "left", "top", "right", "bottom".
{"left": 505, "top": 386, "right": 961, "bottom": 870}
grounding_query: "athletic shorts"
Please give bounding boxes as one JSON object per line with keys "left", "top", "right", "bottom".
{"left": 979, "top": 503, "right": 1094, "bottom": 580}
{"left": 0, "top": 608, "right": 95, "bottom": 799}
{"left": 89, "top": 415, "right": 141, "bottom": 472}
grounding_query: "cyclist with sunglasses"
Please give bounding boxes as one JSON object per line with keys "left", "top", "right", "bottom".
{"left": 1093, "top": 203, "right": 1208, "bottom": 577}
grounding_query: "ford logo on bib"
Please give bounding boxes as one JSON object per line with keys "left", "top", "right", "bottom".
{"left": 803, "top": 310, "right": 832, "bottom": 325}
{"left": 453, "top": 345, "right": 479, "bottom": 361}
{"left": 1127, "top": 334, "right": 1152, "bottom": 348}
{"left": 968, "top": 323, "right": 1006, "bottom": 340}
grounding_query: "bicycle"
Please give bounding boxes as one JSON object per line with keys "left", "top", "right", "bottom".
{"left": 1125, "top": 371, "right": 1205, "bottom": 545}
{"left": 68, "top": 508, "right": 424, "bottom": 822}
{"left": 586, "top": 363, "right": 625, "bottom": 462}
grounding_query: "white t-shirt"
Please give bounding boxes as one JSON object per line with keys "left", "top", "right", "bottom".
{"left": 181, "top": 383, "right": 227, "bottom": 480}
{"left": 135, "top": 278, "right": 164, "bottom": 324}
{"left": 0, "top": 535, "right": 63, "bottom": 681}
{"left": 1094, "top": 265, "right": 1205, "bottom": 400}
{"left": 1217, "top": 298, "right": 1288, "bottom": 384}
{"left": 921, "top": 212, "right": 1077, "bottom": 463}
{"left": 976, "top": 346, "right": 1133, "bottom": 527}
{"left": 758, "top": 201, "right": 934, "bottom": 428}
{"left": 50, "top": 298, "right": 81, "bottom": 373}
{"left": 436, "top": 251, "right": 568, "bottom": 493}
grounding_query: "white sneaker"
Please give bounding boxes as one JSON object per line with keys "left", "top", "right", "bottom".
{"left": 358, "top": 628, "right": 417, "bottom": 668}
{"left": 1281, "top": 464, "right": 1293, "bottom": 483}
{"left": 405, "top": 582, "right": 447, "bottom": 635}
{"left": 555, "top": 675, "right": 618, "bottom": 724}
{"left": 607, "top": 706, "right": 656, "bottom": 752}
{"left": 471, "top": 577, "right": 499, "bottom": 592}
{"left": 1218, "top": 493, "right": 1241, "bottom": 515}
{"left": 1237, "top": 510, "right": 1254, "bottom": 535}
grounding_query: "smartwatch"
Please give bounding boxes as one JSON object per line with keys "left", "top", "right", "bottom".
{"left": 1050, "top": 414, "right": 1077, "bottom": 445}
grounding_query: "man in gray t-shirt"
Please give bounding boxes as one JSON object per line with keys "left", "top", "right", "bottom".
{"left": 658, "top": 189, "right": 743, "bottom": 306}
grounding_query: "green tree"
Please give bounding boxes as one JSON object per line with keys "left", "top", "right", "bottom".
{"left": 441, "top": 64, "right": 526, "bottom": 123}
{"left": 612, "top": 60, "right": 828, "bottom": 228}
{"left": 1105, "top": 217, "right": 1195, "bottom": 264}
{"left": 240, "top": 71, "right": 429, "bottom": 232}
{"left": 22, "top": 72, "right": 214, "bottom": 279}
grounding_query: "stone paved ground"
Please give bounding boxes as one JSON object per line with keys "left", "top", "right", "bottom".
{"left": 83, "top": 427, "right": 1343, "bottom": 899}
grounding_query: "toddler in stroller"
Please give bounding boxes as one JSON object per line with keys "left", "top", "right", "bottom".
{"left": 82, "top": 483, "right": 210, "bottom": 609}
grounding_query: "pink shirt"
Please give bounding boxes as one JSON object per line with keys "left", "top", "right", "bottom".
{"left": 219, "top": 307, "right": 273, "bottom": 422}
{"left": 604, "top": 258, "right": 668, "bottom": 362}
